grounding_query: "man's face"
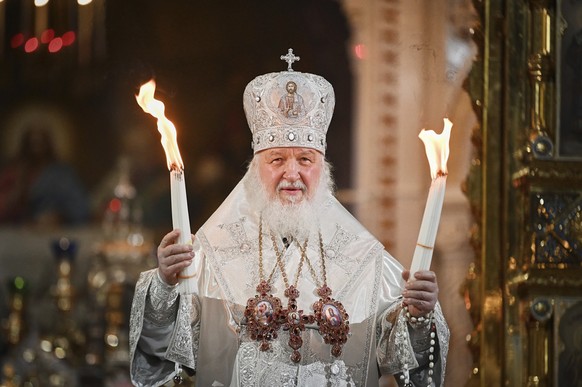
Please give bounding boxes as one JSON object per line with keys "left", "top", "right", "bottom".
{"left": 257, "top": 147, "right": 323, "bottom": 205}
{"left": 286, "top": 82, "right": 296, "bottom": 94}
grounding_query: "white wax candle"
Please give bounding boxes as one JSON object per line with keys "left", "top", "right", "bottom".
{"left": 136, "top": 80, "right": 195, "bottom": 294}
{"left": 409, "top": 174, "right": 447, "bottom": 278}
{"left": 409, "top": 118, "right": 452, "bottom": 279}
{"left": 170, "top": 169, "right": 195, "bottom": 294}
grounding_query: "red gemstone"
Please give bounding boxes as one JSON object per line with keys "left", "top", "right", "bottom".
{"left": 291, "top": 351, "right": 302, "bottom": 363}
{"left": 318, "top": 286, "right": 332, "bottom": 297}
{"left": 289, "top": 337, "right": 303, "bottom": 350}
{"left": 259, "top": 341, "right": 271, "bottom": 351}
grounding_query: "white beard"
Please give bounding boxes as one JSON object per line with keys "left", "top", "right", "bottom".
{"left": 243, "top": 156, "right": 334, "bottom": 240}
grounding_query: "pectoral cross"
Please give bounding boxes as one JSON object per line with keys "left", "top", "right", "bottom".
{"left": 281, "top": 48, "right": 300, "bottom": 71}
{"left": 280, "top": 285, "right": 315, "bottom": 363}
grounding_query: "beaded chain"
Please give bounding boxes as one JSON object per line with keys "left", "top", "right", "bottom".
{"left": 400, "top": 306, "right": 437, "bottom": 387}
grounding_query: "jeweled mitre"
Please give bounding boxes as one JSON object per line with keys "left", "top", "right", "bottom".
{"left": 243, "top": 49, "right": 335, "bottom": 154}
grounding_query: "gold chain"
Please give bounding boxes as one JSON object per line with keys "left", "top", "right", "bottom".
{"left": 258, "top": 221, "right": 264, "bottom": 280}
{"left": 258, "top": 219, "right": 308, "bottom": 288}
{"left": 258, "top": 221, "right": 279, "bottom": 284}
{"left": 297, "top": 232, "right": 327, "bottom": 287}
{"left": 319, "top": 232, "right": 328, "bottom": 286}
{"left": 270, "top": 233, "right": 308, "bottom": 289}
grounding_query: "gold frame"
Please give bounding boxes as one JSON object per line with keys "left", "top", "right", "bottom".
{"left": 464, "top": 0, "right": 582, "bottom": 385}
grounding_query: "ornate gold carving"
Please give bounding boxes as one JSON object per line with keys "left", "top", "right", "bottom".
{"left": 513, "top": 163, "right": 582, "bottom": 185}
{"left": 529, "top": 192, "right": 582, "bottom": 266}
{"left": 464, "top": 0, "right": 582, "bottom": 385}
{"left": 530, "top": 298, "right": 553, "bottom": 321}
{"left": 527, "top": 0, "right": 555, "bottom": 159}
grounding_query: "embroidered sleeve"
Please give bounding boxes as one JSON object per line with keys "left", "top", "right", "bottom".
{"left": 164, "top": 292, "right": 200, "bottom": 372}
{"left": 376, "top": 302, "right": 449, "bottom": 386}
{"left": 376, "top": 301, "right": 418, "bottom": 376}
{"left": 144, "top": 270, "right": 180, "bottom": 326}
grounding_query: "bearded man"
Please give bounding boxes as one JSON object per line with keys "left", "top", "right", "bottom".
{"left": 129, "top": 51, "right": 449, "bottom": 387}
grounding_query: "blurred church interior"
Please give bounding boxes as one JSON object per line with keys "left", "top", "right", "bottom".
{"left": 0, "top": 0, "right": 581, "bottom": 386}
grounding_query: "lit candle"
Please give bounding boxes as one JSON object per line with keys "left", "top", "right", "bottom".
{"left": 409, "top": 118, "right": 452, "bottom": 278}
{"left": 136, "top": 79, "right": 195, "bottom": 294}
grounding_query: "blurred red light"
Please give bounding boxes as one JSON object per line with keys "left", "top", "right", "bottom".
{"left": 48, "top": 37, "right": 63, "bottom": 53}
{"left": 41, "top": 29, "right": 55, "bottom": 44}
{"left": 108, "top": 198, "right": 122, "bottom": 213}
{"left": 10, "top": 33, "right": 25, "bottom": 48}
{"left": 24, "top": 38, "right": 39, "bottom": 53}
{"left": 62, "top": 31, "right": 76, "bottom": 46}
{"left": 354, "top": 44, "right": 367, "bottom": 60}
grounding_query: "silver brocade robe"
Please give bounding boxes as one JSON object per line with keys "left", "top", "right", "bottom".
{"left": 129, "top": 180, "right": 449, "bottom": 386}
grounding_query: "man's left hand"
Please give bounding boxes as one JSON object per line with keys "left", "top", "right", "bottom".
{"left": 401, "top": 270, "right": 438, "bottom": 317}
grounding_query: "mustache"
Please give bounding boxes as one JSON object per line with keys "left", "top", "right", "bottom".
{"left": 277, "top": 180, "right": 307, "bottom": 192}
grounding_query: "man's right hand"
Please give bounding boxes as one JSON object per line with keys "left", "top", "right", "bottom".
{"left": 157, "top": 229, "right": 195, "bottom": 286}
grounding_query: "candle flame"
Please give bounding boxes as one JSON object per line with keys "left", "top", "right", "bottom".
{"left": 136, "top": 79, "right": 184, "bottom": 171}
{"left": 418, "top": 118, "right": 452, "bottom": 180}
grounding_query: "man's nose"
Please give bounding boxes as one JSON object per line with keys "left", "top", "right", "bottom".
{"left": 283, "top": 160, "right": 300, "bottom": 180}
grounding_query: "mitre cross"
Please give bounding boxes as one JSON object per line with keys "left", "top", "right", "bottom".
{"left": 280, "top": 48, "right": 300, "bottom": 71}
